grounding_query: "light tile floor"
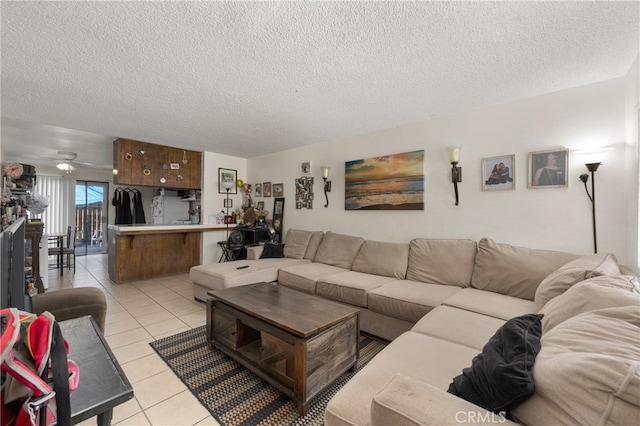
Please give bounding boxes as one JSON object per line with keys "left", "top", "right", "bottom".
{"left": 47, "top": 254, "right": 220, "bottom": 426}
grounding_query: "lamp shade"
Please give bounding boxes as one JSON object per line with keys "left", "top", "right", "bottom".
{"left": 321, "top": 167, "right": 330, "bottom": 179}
{"left": 574, "top": 147, "right": 614, "bottom": 164}
{"left": 221, "top": 180, "right": 234, "bottom": 190}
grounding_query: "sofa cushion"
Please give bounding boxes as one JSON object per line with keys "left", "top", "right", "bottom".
{"left": 190, "top": 258, "right": 309, "bottom": 294}
{"left": 277, "top": 262, "right": 347, "bottom": 293}
{"left": 471, "top": 238, "right": 579, "bottom": 300}
{"left": 367, "top": 281, "right": 462, "bottom": 323}
{"left": 351, "top": 240, "right": 409, "bottom": 279}
{"left": 533, "top": 253, "right": 621, "bottom": 311}
{"left": 259, "top": 242, "right": 285, "bottom": 259}
{"left": 448, "top": 313, "right": 544, "bottom": 413}
{"left": 371, "top": 374, "right": 518, "bottom": 426}
{"left": 304, "top": 231, "right": 325, "bottom": 260}
{"left": 316, "top": 271, "right": 396, "bottom": 307}
{"left": 324, "top": 331, "right": 480, "bottom": 426}
{"left": 511, "top": 306, "right": 640, "bottom": 426}
{"left": 442, "top": 288, "right": 535, "bottom": 321}
{"left": 539, "top": 275, "right": 640, "bottom": 333}
{"left": 282, "top": 229, "right": 312, "bottom": 259}
{"left": 407, "top": 239, "right": 477, "bottom": 287}
{"left": 412, "top": 305, "right": 506, "bottom": 351}
{"left": 313, "top": 231, "right": 365, "bottom": 270}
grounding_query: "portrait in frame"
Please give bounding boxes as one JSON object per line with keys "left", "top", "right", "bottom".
{"left": 528, "top": 149, "right": 569, "bottom": 188}
{"left": 482, "top": 155, "right": 515, "bottom": 191}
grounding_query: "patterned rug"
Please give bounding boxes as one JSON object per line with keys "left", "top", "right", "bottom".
{"left": 150, "top": 326, "right": 387, "bottom": 426}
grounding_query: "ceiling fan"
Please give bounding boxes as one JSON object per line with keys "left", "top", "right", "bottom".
{"left": 54, "top": 151, "right": 105, "bottom": 173}
{"left": 56, "top": 151, "right": 78, "bottom": 173}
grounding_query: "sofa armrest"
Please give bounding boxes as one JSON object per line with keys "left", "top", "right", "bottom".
{"left": 31, "top": 287, "right": 107, "bottom": 334}
{"left": 247, "top": 245, "right": 264, "bottom": 260}
{"left": 371, "top": 374, "right": 520, "bottom": 426}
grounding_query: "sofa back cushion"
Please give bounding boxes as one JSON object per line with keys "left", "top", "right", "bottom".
{"left": 304, "top": 231, "right": 325, "bottom": 260}
{"left": 471, "top": 238, "right": 579, "bottom": 300}
{"left": 539, "top": 275, "right": 639, "bottom": 333}
{"left": 283, "top": 229, "right": 313, "bottom": 259}
{"left": 351, "top": 240, "right": 409, "bottom": 279}
{"left": 313, "top": 231, "right": 365, "bottom": 269}
{"left": 533, "top": 252, "right": 621, "bottom": 311}
{"left": 511, "top": 306, "right": 640, "bottom": 426}
{"left": 407, "top": 239, "right": 477, "bottom": 287}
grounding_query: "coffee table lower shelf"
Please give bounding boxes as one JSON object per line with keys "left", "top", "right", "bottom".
{"left": 207, "top": 297, "right": 359, "bottom": 415}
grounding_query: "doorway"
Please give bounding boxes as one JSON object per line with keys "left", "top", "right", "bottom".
{"left": 75, "top": 181, "right": 108, "bottom": 256}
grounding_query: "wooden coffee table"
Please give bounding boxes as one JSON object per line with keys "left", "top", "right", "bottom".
{"left": 206, "top": 282, "right": 360, "bottom": 415}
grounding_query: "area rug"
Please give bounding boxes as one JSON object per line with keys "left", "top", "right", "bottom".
{"left": 150, "top": 325, "right": 387, "bottom": 426}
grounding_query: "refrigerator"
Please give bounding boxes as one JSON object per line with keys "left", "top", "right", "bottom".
{"left": 151, "top": 189, "right": 190, "bottom": 224}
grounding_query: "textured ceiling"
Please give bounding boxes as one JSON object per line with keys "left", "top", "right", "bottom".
{"left": 1, "top": 1, "right": 638, "bottom": 170}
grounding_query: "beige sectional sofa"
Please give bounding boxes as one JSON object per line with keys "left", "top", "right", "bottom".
{"left": 189, "top": 229, "right": 640, "bottom": 425}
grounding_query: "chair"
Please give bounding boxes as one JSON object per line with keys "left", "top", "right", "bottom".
{"left": 48, "top": 225, "right": 76, "bottom": 274}
{"left": 217, "top": 231, "right": 245, "bottom": 262}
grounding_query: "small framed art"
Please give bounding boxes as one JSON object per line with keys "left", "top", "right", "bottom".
{"left": 528, "top": 149, "right": 568, "bottom": 188}
{"left": 301, "top": 161, "right": 311, "bottom": 174}
{"left": 223, "top": 199, "right": 233, "bottom": 208}
{"left": 273, "top": 183, "right": 283, "bottom": 197}
{"left": 256, "top": 201, "right": 264, "bottom": 210}
{"left": 218, "top": 168, "right": 237, "bottom": 194}
{"left": 482, "top": 155, "right": 515, "bottom": 191}
{"left": 263, "top": 182, "right": 272, "bottom": 197}
{"left": 255, "top": 183, "right": 263, "bottom": 197}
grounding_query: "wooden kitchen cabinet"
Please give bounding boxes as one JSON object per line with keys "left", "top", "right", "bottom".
{"left": 113, "top": 138, "right": 202, "bottom": 189}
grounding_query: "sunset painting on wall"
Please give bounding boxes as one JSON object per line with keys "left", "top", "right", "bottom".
{"left": 345, "top": 150, "right": 424, "bottom": 210}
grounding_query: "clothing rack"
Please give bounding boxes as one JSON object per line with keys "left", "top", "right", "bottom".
{"left": 112, "top": 187, "right": 146, "bottom": 225}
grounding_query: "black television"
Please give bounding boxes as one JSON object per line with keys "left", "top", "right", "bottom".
{"left": 0, "top": 217, "right": 28, "bottom": 310}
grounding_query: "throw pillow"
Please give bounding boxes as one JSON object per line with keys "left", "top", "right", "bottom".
{"left": 259, "top": 242, "right": 285, "bottom": 259}
{"left": 539, "top": 275, "right": 640, "bottom": 333}
{"left": 533, "top": 253, "right": 621, "bottom": 311}
{"left": 447, "top": 313, "right": 544, "bottom": 413}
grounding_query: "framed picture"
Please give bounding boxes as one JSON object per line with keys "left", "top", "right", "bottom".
{"left": 263, "top": 182, "right": 272, "bottom": 197}
{"left": 273, "top": 183, "right": 284, "bottom": 197}
{"left": 301, "top": 161, "right": 311, "bottom": 174}
{"left": 218, "top": 168, "right": 237, "bottom": 194}
{"left": 295, "top": 176, "right": 314, "bottom": 209}
{"left": 528, "top": 149, "right": 569, "bottom": 188}
{"left": 223, "top": 198, "right": 233, "bottom": 208}
{"left": 345, "top": 150, "right": 424, "bottom": 210}
{"left": 256, "top": 201, "right": 264, "bottom": 210}
{"left": 255, "top": 183, "right": 262, "bottom": 197}
{"left": 272, "top": 197, "right": 285, "bottom": 243}
{"left": 482, "top": 155, "right": 515, "bottom": 191}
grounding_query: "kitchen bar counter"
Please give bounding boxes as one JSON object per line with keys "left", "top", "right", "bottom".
{"left": 108, "top": 224, "right": 226, "bottom": 284}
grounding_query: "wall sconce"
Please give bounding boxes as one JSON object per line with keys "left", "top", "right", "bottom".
{"left": 575, "top": 147, "right": 614, "bottom": 253}
{"left": 449, "top": 147, "right": 462, "bottom": 206}
{"left": 321, "top": 166, "right": 331, "bottom": 207}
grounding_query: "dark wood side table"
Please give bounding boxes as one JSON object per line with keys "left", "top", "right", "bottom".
{"left": 59, "top": 316, "right": 134, "bottom": 426}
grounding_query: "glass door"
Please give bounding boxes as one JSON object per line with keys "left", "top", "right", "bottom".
{"left": 75, "top": 181, "right": 109, "bottom": 256}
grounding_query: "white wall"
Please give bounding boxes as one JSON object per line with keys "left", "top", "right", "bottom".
{"left": 624, "top": 55, "right": 639, "bottom": 267}
{"left": 200, "top": 152, "right": 247, "bottom": 263}
{"left": 247, "top": 77, "right": 637, "bottom": 266}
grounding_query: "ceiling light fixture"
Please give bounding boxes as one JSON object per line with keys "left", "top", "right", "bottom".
{"left": 56, "top": 162, "right": 76, "bottom": 173}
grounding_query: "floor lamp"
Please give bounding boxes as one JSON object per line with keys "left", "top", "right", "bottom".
{"left": 576, "top": 147, "right": 613, "bottom": 254}
{"left": 221, "top": 181, "right": 235, "bottom": 241}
